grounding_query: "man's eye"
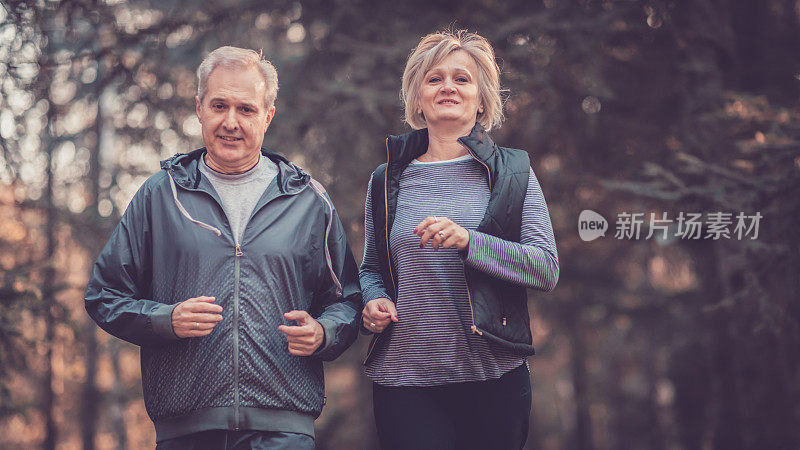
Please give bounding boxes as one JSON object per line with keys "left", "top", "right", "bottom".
{"left": 241, "top": 107, "right": 253, "bottom": 113}
{"left": 212, "top": 104, "right": 225, "bottom": 110}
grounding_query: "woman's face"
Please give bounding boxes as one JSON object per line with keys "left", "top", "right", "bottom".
{"left": 418, "top": 50, "right": 481, "bottom": 129}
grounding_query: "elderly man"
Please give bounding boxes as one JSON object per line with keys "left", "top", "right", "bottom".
{"left": 85, "top": 46, "right": 361, "bottom": 449}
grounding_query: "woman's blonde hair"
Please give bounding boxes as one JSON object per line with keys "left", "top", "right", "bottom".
{"left": 401, "top": 29, "right": 503, "bottom": 131}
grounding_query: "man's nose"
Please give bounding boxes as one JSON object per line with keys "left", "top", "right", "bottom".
{"left": 222, "top": 108, "right": 238, "bottom": 129}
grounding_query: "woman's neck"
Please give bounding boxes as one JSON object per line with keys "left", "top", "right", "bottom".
{"left": 419, "top": 122, "right": 474, "bottom": 162}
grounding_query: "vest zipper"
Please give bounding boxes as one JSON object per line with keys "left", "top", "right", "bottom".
{"left": 465, "top": 269, "right": 482, "bottom": 336}
{"left": 233, "top": 243, "right": 242, "bottom": 430}
{"left": 465, "top": 147, "right": 492, "bottom": 191}
{"left": 464, "top": 146, "right": 491, "bottom": 336}
{"left": 382, "top": 138, "right": 397, "bottom": 296}
{"left": 364, "top": 138, "right": 397, "bottom": 364}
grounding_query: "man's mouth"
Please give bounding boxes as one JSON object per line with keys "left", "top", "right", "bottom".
{"left": 218, "top": 136, "right": 242, "bottom": 142}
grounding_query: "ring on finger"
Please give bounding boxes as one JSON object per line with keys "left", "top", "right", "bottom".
{"left": 433, "top": 216, "right": 438, "bottom": 222}
{"left": 370, "top": 322, "right": 376, "bottom": 328}
{"left": 438, "top": 231, "right": 445, "bottom": 239}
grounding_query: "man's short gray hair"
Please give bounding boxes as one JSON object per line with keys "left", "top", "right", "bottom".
{"left": 197, "top": 46, "right": 279, "bottom": 109}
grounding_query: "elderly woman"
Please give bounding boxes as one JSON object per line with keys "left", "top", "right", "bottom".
{"left": 360, "top": 30, "right": 559, "bottom": 450}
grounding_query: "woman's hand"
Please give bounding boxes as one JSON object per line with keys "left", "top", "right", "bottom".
{"left": 414, "top": 216, "right": 470, "bottom": 251}
{"left": 362, "top": 298, "right": 398, "bottom": 333}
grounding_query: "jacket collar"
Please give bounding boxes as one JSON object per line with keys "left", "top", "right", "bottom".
{"left": 160, "top": 148, "right": 310, "bottom": 194}
{"left": 386, "top": 122, "right": 496, "bottom": 170}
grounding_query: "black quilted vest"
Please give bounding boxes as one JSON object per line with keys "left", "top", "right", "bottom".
{"left": 366, "top": 123, "right": 535, "bottom": 362}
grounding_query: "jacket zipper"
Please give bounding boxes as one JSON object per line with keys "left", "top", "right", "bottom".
{"left": 233, "top": 243, "right": 242, "bottom": 429}
{"left": 171, "top": 167, "right": 312, "bottom": 422}
{"left": 464, "top": 146, "right": 491, "bottom": 335}
{"left": 364, "top": 138, "right": 397, "bottom": 364}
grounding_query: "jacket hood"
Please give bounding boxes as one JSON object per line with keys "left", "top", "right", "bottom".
{"left": 159, "top": 148, "right": 311, "bottom": 194}
{"left": 386, "top": 122, "right": 497, "bottom": 169}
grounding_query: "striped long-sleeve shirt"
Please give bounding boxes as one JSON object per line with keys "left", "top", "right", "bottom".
{"left": 361, "top": 155, "right": 559, "bottom": 386}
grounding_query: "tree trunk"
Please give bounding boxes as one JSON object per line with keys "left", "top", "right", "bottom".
{"left": 81, "top": 324, "right": 99, "bottom": 450}
{"left": 570, "top": 315, "right": 592, "bottom": 450}
{"left": 38, "top": 17, "right": 59, "bottom": 443}
{"left": 42, "top": 100, "right": 58, "bottom": 450}
{"left": 109, "top": 339, "right": 127, "bottom": 450}
{"left": 81, "top": 52, "right": 107, "bottom": 450}
{"left": 692, "top": 240, "right": 744, "bottom": 450}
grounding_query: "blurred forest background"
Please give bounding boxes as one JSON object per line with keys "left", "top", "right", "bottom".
{"left": 1, "top": 0, "right": 799, "bottom": 449}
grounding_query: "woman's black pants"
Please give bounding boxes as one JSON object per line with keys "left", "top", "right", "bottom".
{"left": 372, "top": 364, "right": 532, "bottom": 450}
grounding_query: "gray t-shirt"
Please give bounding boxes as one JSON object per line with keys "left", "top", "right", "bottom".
{"left": 199, "top": 154, "right": 278, "bottom": 244}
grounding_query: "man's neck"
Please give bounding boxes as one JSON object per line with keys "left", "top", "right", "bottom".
{"left": 204, "top": 153, "right": 260, "bottom": 175}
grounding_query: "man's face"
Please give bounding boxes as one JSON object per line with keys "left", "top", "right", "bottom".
{"left": 196, "top": 65, "right": 275, "bottom": 172}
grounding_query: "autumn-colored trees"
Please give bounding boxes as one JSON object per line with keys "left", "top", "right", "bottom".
{"left": 1, "top": 1, "right": 798, "bottom": 448}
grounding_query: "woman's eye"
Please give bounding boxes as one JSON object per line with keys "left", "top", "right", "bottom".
{"left": 428, "top": 77, "right": 441, "bottom": 83}
{"left": 456, "top": 77, "right": 468, "bottom": 82}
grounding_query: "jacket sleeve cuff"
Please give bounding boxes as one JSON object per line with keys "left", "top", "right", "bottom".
{"left": 150, "top": 303, "right": 179, "bottom": 340}
{"left": 314, "top": 317, "right": 337, "bottom": 355}
{"left": 361, "top": 288, "right": 391, "bottom": 306}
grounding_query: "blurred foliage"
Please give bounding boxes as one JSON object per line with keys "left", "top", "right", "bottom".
{"left": 0, "top": 0, "right": 798, "bottom": 449}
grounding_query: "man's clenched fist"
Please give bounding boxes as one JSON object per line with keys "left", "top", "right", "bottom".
{"left": 171, "top": 296, "right": 223, "bottom": 338}
{"left": 278, "top": 310, "right": 325, "bottom": 356}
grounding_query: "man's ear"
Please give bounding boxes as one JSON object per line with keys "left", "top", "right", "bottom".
{"left": 265, "top": 105, "right": 276, "bottom": 129}
{"left": 195, "top": 96, "right": 202, "bottom": 122}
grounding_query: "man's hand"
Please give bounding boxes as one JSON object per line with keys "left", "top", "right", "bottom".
{"left": 171, "top": 296, "right": 223, "bottom": 338}
{"left": 278, "top": 310, "right": 325, "bottom": 356}
{"left": 362, "top": 298, "right": 398, "bottom": 333}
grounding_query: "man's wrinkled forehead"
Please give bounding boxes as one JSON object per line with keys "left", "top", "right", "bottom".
{"left": 203, "top": 64, "right": 269, "bottom": 107}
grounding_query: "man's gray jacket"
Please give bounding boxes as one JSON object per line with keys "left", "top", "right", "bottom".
{"left": 84, "top": 148, "right": 362, "bottom": 442}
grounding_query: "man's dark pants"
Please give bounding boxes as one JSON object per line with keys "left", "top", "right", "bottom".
{"left": 155, "top": 430, "right": 314, "bottom": 450}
